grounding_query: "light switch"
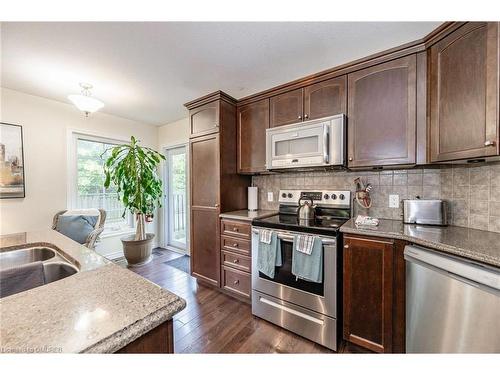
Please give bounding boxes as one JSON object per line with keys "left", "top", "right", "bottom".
{"left": 267, "top": 192, "right": 274, "bottom": 202}
{"left": 389, "top": 194, "right": 400, "bottom": 208}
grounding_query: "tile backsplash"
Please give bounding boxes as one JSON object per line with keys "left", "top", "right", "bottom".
{"left": 252, "top": 162, "right": 500, "bottom": 233}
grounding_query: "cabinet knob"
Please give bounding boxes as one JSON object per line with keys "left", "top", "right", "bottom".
{"left": 233, "top": 279, "right": 240, "bottom": 285}
{"left": 484, "top": 140, "right": 496, "bottom": 147}
{"left": 344, "top": 245, "right": 349, "bottom": 249}
{"left": 304, "top": 114, "right": 309, "bottom": 119}
{"left": 233, "top": 243, "right": 238, "bottom": 247}
{"left": 214, "top": 123, "right": 219, "bottom": 127}
{"left": 348, "top": 157, "right": 353, "bottom": 162}
{"left": 233, "top": 259, "right": 239, "bottom": 264}
{"left": 214, "top": 203, "right": 219, "bottom": 208}
{"left": 298, "top": 115, "right": 302, "bottom": 120}
{"left": 233, "top": 227, "right": 239, "bottom": 232}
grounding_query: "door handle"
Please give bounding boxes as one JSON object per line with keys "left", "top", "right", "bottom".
{"left": 484, "top": 140, "right": 496, "bottom": 147}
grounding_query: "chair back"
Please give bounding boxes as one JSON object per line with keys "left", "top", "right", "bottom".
{"left": 52, "top": 208, "right": 107, "bottom": 249}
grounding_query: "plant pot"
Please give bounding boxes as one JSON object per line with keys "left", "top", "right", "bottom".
{"left": 121, "top": 233, "right": 155, "bottom": 267}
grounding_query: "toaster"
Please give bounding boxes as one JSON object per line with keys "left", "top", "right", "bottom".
{"left": 403, "top": 199, "right": 448, "bottom": 226}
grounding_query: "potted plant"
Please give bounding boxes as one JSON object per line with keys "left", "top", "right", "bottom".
{"left": 103, "top": 136, "right": 165, "bottom": 266}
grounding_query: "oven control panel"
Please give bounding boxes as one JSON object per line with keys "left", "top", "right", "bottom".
{"left": 279, "top": 189, "right": 351, "bottom": 207}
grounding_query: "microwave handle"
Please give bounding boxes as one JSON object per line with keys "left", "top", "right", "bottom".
{"left": 323, "top": 124, "right": 329, "bottom": 164}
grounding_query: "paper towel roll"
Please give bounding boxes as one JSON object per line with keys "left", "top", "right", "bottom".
{"left": 248, "top": 187, "right": 258, "bottom": 211}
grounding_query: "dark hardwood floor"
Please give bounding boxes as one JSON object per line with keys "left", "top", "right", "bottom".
{"left": 122, "top": 248, "right": 362, "bottom": 354}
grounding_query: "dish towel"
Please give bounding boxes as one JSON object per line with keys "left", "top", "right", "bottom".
{"left": 292, "top": 235, "right": 323, "bottom": 283}
{"left": 257, "top": 230, "right": 282, "bottom": 278}
{"left": 295, "top": 234, "right": 315, "bottom": 255}
{"left": 355, "top": 215, "right": 379, "bottom": 227}
{"left": 259, "top": 229, "right": 273, "bottom": 244}
{"left": 0, "top": 261, "right": 46, "bottom": 299}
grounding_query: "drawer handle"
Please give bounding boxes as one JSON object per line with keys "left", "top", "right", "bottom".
{"left": 233, "top": 259, "right": 239, "bottom": 264}
{"left": 233, "top": 279, "right": 240, "bottom": 285}
{"left": 485, "top": 140, "right": 496, "bottom": 147}
{"left": 233, "top": 243, "right": 239, "bottom": 247}
{"left": 233, "top": 227, "right": 239, "bottom": 232}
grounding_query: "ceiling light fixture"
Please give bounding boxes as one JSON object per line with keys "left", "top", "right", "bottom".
{"left": 68, "top": 83, "right": 104, "bottom": 117}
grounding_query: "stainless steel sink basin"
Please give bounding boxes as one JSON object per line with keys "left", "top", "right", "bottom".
{"left": 43, "top": 262, "right": 78, "bottom": 283}
{"left": 0, "top": 247, "right": 56, "bottom": 270}
{"left": 0, "top": 246, "right": 79, "bottom": 298}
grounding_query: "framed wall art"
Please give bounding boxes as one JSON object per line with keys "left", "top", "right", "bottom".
{"left": 0, "top": 122, "right": 25, "bottom": 199}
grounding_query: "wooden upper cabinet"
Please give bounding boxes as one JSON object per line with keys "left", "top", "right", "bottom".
{"left": 190, "top": 133, "right": 219, "bottom": 208}
{"left": 304, "top": 76, "right": 347, "bottom": 120}
{"left": 343, "top": 235, "right": 394, "bottom": 353}
{"left": 429, "top": 22, "right": 499, "bottom": 162}
{"left": 270, "top": 88, "right": 304, "bottom": 127}
{"left": 237, "top": 99, "right": 270, "bottom": 173}
{"left": 347, "top": 55, "right": 417, "bottom": 168}
{"left": 190, "top": 101, "right": 220, "bottom": 138}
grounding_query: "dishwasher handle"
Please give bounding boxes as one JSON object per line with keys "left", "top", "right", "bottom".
{"left": 404, "top": 245, "right": 500, "bottom": 292}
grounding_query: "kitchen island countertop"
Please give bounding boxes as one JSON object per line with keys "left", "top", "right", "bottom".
{"left": 0, "top": 230, "right": 186, "bottom": 353}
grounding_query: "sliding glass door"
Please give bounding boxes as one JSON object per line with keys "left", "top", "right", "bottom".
{"left": 165, "top": 145, "right": 188, "bottom": 252}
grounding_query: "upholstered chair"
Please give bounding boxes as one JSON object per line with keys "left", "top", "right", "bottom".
{"left": 52, "top": 209, "right": 107, "bottom": 250}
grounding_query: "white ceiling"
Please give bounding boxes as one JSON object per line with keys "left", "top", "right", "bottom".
{"left": 1, "top": 22, "right": 441, "bottom": 126}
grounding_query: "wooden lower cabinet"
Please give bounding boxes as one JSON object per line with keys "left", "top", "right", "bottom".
{"left": 343, "top": 234, "right": 406, "bottom": 353}
{"left": 219, "top": 218, "right": 252, "bottom": 302}
{"left": 117, "top": 320, "right": 174, "bottom": 353}
{"left": 222, "top": 266, "right": 251, "bottom": 299}
{"left": 191, "top": 208, "right": 220, "bottom": 287}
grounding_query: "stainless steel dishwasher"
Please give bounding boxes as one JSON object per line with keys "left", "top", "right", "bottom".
{"left": 404, "top": 245, "right": 500, "bottom": 353}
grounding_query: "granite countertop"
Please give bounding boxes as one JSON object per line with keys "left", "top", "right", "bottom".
{"left": 340, "top": 218, "right": 500, "bottom": 268}
{"left": 219, "top": 209, "right": 277, "bottom": 222}
{"left": 0, "top": 230, "right": 186, "bottom": 353}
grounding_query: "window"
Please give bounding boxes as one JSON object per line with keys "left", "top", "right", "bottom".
{"left": 70, "top": 133, "right": 133, "bottom": 234}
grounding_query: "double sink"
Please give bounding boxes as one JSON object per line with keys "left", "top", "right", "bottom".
{"left": 0, "top": 246, "right": 79, "bottom": 297}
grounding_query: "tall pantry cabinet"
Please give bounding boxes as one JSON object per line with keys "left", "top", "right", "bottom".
{"left": 185, "top": 91, "right": 251, "bottom": 287}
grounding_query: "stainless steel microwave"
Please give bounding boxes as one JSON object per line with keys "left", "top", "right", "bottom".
{"left": 266, "top": 114, "right": 346, "bottom": 170}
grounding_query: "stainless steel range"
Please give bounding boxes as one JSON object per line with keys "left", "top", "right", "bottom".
{"left": 251, "top": 189, "right": 351, "bottom": 351}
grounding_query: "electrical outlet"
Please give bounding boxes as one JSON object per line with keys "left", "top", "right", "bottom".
{"left": 389, "top": 194, "right": 400, "bottom": 208}
{"left": 267, "top": 192, "right": 274, "bottom": 202}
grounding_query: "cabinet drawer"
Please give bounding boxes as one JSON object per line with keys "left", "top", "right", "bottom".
{"left": 221, "top": 219, "right": 251, "bottom": 239}
{"left": 222, "top": 266, "right": 251, "bottom": 298}
{"left": 221, "top": 235, "right": 251, "bottom": 256}
{"left": 222, "top": 250, "right": 251, "bottom": 273}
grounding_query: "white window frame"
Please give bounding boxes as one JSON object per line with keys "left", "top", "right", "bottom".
{"left": 67, "top": 129, "right": 135, "bottom": 238}
{"left": 161, "top": 142, "right": 190, "bottom": 255}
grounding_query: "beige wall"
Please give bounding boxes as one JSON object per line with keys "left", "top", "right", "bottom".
{"left": 0, "top": 88, "right": 158, "bottom": 258}
{"left": 156, "top": 117, "right": 190, "bottom": 251}
{"left": 158, "top": 117, "right": 189, "bottom": 149}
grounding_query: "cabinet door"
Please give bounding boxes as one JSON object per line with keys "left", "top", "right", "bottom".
{"left": 237, "top": 99, "right": 270, "bottom": 173}
{"left": 190, "top": 133, "right": 219, "bottom": 208}
{"left": 190, "top": 101, "right": 219, "bottom": 138}
{"left": 191, "top": 208, "right": 220, "bottom": 286}
{"left": 429, "top": 22, "right": 499, "bottom": 162}
{"left": 304, "top": 76, "right": 347, "bottom": 120}
{"left": 347, "top": 55, "right": 417, "bottom": 168}
{"left": 190, "top": 133, "right": 220, "bottom": 286}
{"left": 270, "top": 88, "right": 304, "bottom": 127}
{"left": 343, "top": 236, "right": 394, "bottom": 353}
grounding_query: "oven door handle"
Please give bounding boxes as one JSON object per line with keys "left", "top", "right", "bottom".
{"left": 252, "top": 228, "right": 336, "bottom": 245}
